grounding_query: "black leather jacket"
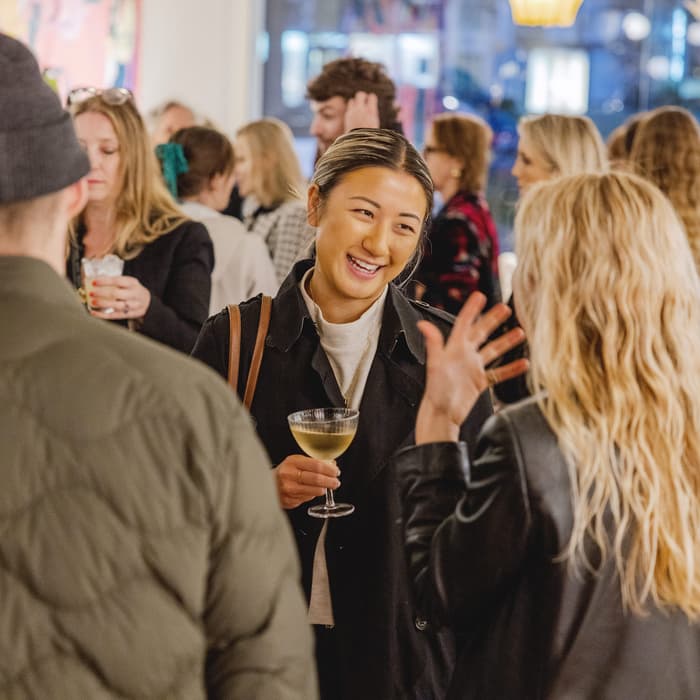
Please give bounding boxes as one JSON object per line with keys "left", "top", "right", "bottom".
{"left": 394, "top": 397, "right": 700, "bottom": 700}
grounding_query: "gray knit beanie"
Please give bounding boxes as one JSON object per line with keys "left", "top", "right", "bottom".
{"left": 0, "top": 33, "right": 90, "bottom": 204}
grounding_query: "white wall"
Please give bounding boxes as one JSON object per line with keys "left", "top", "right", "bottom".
{"left": 139, "top": 0, "right": 263, "bottom": 136}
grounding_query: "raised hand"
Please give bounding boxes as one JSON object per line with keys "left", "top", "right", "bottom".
{"left": 416, "top": 293, "right": 528, "bottom": 444}
{"left": 344, "top": 91, "right": 381, "bottom": 131}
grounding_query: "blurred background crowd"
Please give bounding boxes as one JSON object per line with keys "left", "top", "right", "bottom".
{"left": 2, "top": 1, "right": 700, "bottom": 698}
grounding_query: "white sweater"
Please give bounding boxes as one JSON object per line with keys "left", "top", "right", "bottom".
{"left": 180, "top": 201, "right": 278, "bottom": 314}
{"left": 299, "top": 268, "right": 387, "bottom": 625}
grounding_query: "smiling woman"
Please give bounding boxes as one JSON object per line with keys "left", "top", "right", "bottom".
{"left": 191, "top": 129, "right": 520, "bottom": 700}
{"left": 307, "top": 165, "right": 426, "bottom": 322}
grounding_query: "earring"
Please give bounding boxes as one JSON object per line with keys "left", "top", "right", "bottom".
{"left": 450, "top": 167, "right": 462, "bottom": 178}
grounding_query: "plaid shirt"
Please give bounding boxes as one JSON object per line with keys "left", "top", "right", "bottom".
{"left": 244, "top": 198, "right": 315, "bottom": 283}
{"left": 414, "top": 190, "right": 501, "bottom": 313}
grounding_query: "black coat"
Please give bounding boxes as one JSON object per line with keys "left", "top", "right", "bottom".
{"left": 493, "top": 293, "right": 529, "bottom": 404}
{"left": 394, "top": 397, "right": 700, "bottom": 700}
{"left": 192, "top": 260, "right": 493, "bottom": 700}
{"left": 67, "top": 220, "right": 213, "bottom": 353}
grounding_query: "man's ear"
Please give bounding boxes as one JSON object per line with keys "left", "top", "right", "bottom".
{"left": 307, "top": 183, "right": 321, "bottom": 226}
{"left": 65, "top": 178, "right": 88, "bottom": 219}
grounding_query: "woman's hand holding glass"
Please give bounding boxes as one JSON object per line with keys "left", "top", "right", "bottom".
{"left": 88, "top": 275, "right": 152, "bottom": 320}
{"left": 416, "top": 292, "right": 529, "bottom": 445}
{"left": 273, "top": 455, "right": 341, "bottom": 510}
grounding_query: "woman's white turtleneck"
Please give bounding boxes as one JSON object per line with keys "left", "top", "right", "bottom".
{"left": 299, "top": 267, "right": 387, "bottom": 626}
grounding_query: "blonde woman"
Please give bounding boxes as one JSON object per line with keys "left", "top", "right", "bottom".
{"left": 511, "top": 113, "right": 607, "bottom": 191}
{"left": 66, "top": 89, "right": 213, "bottom": 353}
{"left": 394, "top": 171, "right": 700, "bottom": 699}
{"left": 235, "top": 117, "right": 314, "bottom": 282}
{"left": 499, "top": 113, "right": 609, "bottom": 404}
{"left": 630, "top": 106, "right": 700, "bottom": 270}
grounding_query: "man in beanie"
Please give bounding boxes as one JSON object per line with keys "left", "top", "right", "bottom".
{"left": 0, "top": 33, "right": 317, "bottom": 700}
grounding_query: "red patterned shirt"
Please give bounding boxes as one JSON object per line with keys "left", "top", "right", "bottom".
{"left": 414, "top": 190, "right": 501, "bottom": 314}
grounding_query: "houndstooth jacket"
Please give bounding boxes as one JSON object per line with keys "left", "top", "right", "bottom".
{"left": 244, "top": 197, "right": 315, "bottom": 283}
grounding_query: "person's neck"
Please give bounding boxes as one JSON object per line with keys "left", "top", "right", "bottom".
{"left": 183, "top": 192, "right": 217, "bottom": 210}
{"left": 0, "top": 230, "right": 67, "bottom": 275}
{"left": 439, "top": 181, "right": 460, "bottom": 204}
{"left": 83, "top": 202, "right": 117, "bottom": 256}
{"left": 307, "top": 269, "right": 384, "bottom": 324}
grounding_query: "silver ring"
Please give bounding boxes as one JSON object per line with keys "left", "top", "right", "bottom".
{"left": 124, "top": 301, "right": 130, "bottom": 314}
{"left": 297, "top": 469, "right": 303, "bottom": 484}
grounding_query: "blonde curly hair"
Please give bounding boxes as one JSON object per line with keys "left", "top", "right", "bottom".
{"left": 630, "top": 106, "right": 700, "bottom": 271}
{"left": 515, "top": 171, "right": 700, "bottom": 618}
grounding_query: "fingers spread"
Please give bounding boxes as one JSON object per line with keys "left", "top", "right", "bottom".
{"left": 417, "top": 320, "right": 444, "bottom": 363}
{"left": 487, "top": 358, "right": 529, "bottom": 385}
{"left": 451, "top": 292, "right": 487, "bottom": 339}
{"left": 469, "top": 302, "right": 513, "bottom": 347}
{"left": 479, "top": 327, "right": 526, "bottom": 365}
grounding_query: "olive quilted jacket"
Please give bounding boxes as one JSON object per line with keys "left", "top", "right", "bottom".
{"left": 0, "top": 256, "right": 317, "bottom": 699}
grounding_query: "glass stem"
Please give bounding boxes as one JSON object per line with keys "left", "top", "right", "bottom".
{"left": 323, "top": 460, "right": 336, "bottom": 508}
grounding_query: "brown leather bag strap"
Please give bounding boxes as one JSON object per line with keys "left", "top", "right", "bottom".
{"left": 243, "top": 295, "right": 272, "bottom": 409}
{"left": 227, "top": 304, "right": 242, "bottom": 390}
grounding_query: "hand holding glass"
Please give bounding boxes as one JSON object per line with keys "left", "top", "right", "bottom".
{"left": 288, "top": 407, "right": 359, "bottom": 518}
{"left": 81, "top": 255, "right": 124, "bottom": 313}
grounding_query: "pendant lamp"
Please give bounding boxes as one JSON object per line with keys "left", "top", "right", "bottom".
{"left": 508, "top": 0, "right": 584, "bottom": 27}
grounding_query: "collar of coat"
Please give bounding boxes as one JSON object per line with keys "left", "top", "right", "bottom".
{"left": 267, "top": 259, "right": 427, "bottom": 364}
{"left": 0, "top": 255, "right": 84, "bottom": 309}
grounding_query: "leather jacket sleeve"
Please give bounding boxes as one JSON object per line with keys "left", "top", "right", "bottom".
{"left": 394, "top": 412, "right": 532, "bottom": 636}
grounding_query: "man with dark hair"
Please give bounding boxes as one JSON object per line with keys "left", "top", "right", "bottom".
{"left": 0, "top": 32, "right": 317, "bottom": 700}
{"left": 306, "top": 56, "right": 401, "bottom": 156}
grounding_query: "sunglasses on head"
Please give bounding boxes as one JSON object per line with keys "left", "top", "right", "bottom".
{"left": 66, "top": 87, "right": 134, "bottom": 107}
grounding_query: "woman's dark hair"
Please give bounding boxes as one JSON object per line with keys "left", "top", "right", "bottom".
{"left": 170, "top": 126, "right": 234, "bottom": 198}
{"left": 311, "top": 128, "right": 434, "bottom": 280}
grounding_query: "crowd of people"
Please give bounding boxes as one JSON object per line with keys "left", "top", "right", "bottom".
{"left": 2, "top": 28, "right": 700, "bottom": 700}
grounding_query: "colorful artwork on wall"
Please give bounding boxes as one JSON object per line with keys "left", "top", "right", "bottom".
{"left": 0, "top": 0, "right": 141, "bottom": 101}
